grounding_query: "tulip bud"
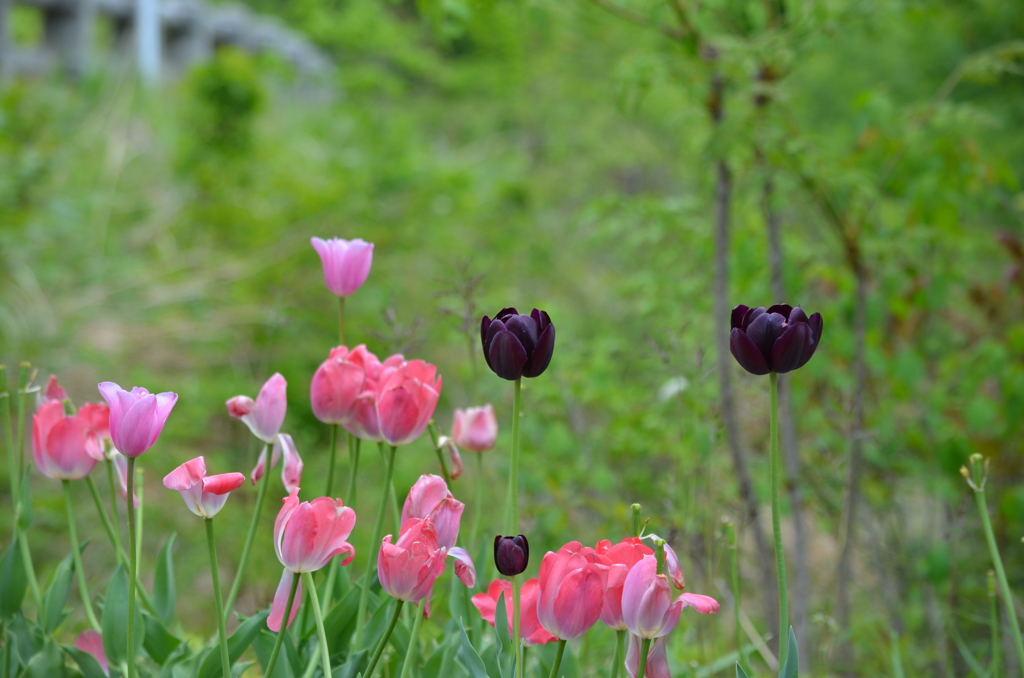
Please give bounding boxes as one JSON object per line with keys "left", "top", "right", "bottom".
{"left": 310, "top": 237, "right": 374, "bottom": 298}
{"left": 481, "top": 308, "right": 555, "bottom": 380}
{"left": 494, "top": 534, "right": 529, "bottom": 576}
{"left": 729, "top": 304, "right": 822, "bottom": 375}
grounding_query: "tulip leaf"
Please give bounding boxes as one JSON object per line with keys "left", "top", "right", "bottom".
{"left": 422, "top": 632, "right": 457, "bottom": 678}
{"left": 736, "top": 663, "right": 751, "bottom": 678}
{"left": 142, "top": 610, "right": 183, "bottom": 666}
{"left": 333, "top": 648, "right": 368, "bottom": 678}
{"left": 779, "top": 627, "right": 799, "bottom": 678}
{"left": 457, "top": 619, "right": 492, "bottom": 678}
{"left": 41, "top": 551, "right": 74, "bottom": 633}
{"left": 102, "top": 564, "right": 144, "bottom": 667}
{"left": 17, "top": 468, "right": 33, "bottom": 531}
{"left": 64, "top": 645, "right": 109, "bottom": 678}
{"left": 323, "top": 584, "right": 361, "bottom": 652}
{"left": 253, "top": 630, "right": 295, "bottom": 678}
{"left": 197, "top": 610, "right": 269, "bottom": 678}
{"left": 21, "top": 639, "right": 64, "bottom": 678}
{"left": 153, "top": 534, "right": 177, "bottom": 626}
{"left": 356, "top": 596, "right": 391, "bottom": 653}
{"left": 492, "top": 593, "right": 512, "bottom": 678}
{"left": 0, "top": 537, "right": 28, "bottom": 621}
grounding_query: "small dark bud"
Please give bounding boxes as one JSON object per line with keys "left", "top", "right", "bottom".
{"left": 494, "top": 534, "right": 529, "bottom": 576}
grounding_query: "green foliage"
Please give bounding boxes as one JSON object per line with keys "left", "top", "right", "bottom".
{"left": 0, "top": 538, "right": 27, "bottom": 621}
{"left": 152, "top": 535, "right": 177, "bottom": 627}
{"left": 40, "top": 552, "right": 73, "bottom": 634}
{"left": 102, "top": 564, "right": 143, "bottom": 666}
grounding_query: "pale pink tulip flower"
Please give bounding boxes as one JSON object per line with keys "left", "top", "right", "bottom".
{"left": 162, "top": 457, "right": 245, "bottom": 519}
{"left": 226, "top": 373, "right": 287, "bottom": 444}
{"left": 451, "top": 405, "right": 498, "bottom": 453}
{"left": 622, "top": 555, "right": 719, "bottom": 641}
{"left": 251, "top": 433, "right": 304, "bottom": 493}
{"left": 97, "top": 382, "right": 177, "bottom": 458}
{"left": 400, "top": 475, "right": 475, "bottom": 586}
{"left": 310, "top": 237, "right": 374, "bottom": 298}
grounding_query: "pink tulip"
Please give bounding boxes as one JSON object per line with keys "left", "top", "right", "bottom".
{"left": 226, "top": 373, "right": 287, "bottom": 444}
{"left": 39, "top": 374, "right": 69, "bottom": 407}
{"left": 441, "top": 437, "right": 464, "bottom": 479}
{"left": 451, "top": 405, "right": 498, "bottom": 453}
{"left": 400, "top": 475, "right": 475, "bottom": 586}
{"left": 641, "top": 535, "right": 685, "bottom": 589}
{"left": 75, "top": 630, "right": 109, "bottom": 675}
{"left": 97, "top": 382, "right": 177, "bottom": 458}
{"left": 625, "top": 635, "right": 670, "bottom": 678}
{"left": 378, "top": 518, "right": 447, "bottom": 604}
{"left": 341, "top": 351, "right": 404, "bottom": 442}
{"left": 311, "top": 237, "right": 374, "bottom": 298}
{"left": 472, "top": 578, "right": 558, "bottom": 646}
{"left": 310, "top": 346, "right": 368, "bottom": 424}
{"left": 537, "top": 541, "right": 618, "bottom": 640}
{"left": 268, "top": 570, "right": 303, "bottom": 632}
{"left": 596, "top": 537, "right": 655, "bottom": 630}
{"left": 622, "top": 555, "right": 719, "bottom": 640}
{"left": 32, "top": 401, "right": 98, "bottom": 480}
{"left": 111, "top": 451, "right": 134, "bottom": 501}
{"left": 162, "top": 457, "right": 245, "bottom": 519}
{"left": 377, "top": 359, "right": 442, "bottom": 447}
{"left": 251, "top": 433, "right": 304, "bottom": 493}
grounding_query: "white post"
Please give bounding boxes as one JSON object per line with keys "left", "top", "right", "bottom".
{"left": 136, "top": 0, "right": 160, "bottom": 84}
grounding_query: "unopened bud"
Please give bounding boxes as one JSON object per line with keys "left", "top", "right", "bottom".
{"left": 494, "top": 535, "right": 529, "bottom": 576}
{"left": 631, "top": 503, "right": 642, "bottom": 537}
{"left": 964, "top": 453, "right": 988, "bottom": 491}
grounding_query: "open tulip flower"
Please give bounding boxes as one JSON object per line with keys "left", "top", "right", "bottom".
{"left": 340, "top": 349, "right": 405, "bottom": 442}
{"left": 537, "top": 541, "right": 620, "bottom": 640}
{"left": 622, "top": 555, "right": 719, "bottom": 640}
{"left": 226, "top": 373, "right": 287, "bottom": 444}
{"left": 310, "top": 345, "right": 369, "bottom": 425}
{"left": 162, "top": 457, "right": 245, "bottom": 519}
{"left": 251, "top": 433, "right": 304, "bottom": 493}
{"left": 729, "top": 304, "right": 823, "bottom": 375}
{"left": 97, "top": 382, "right": 177, "bottom": 458}
{"left": 596, "top": 537, "right": 655, "bottom": 630}
{"left": 378, "top": 517, "right": 447, "bottom": 605}
{"left": 451, "top": 405, "right": 498, "bottom": 452}
{"left": 472, "top": 578, "right": 558, "bottom": 646}
{"left": 480, "top": 308, "right": 555, "bottom": 380}
{"left": 401, "top": 475, "right": 475, "bottom": 586}
{"left": 33, "top": 400, "right": 100, "bottom": 480}
{"left": 311, "top": 237, "right": 374, "bottom": 298}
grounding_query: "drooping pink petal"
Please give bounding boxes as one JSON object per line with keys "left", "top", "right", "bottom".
{"left": 678, "top": 593, "right": 720, "bottom": 614}
{"left": 625, "top": 635, "right": 670, "bottom": 678}
{"left": 268, "top": 568, "right": 303, "bottom": 632}
{"left": 202, "top": 472, "right": 245, "bottom": 495}
{"left": 252, "top": 373, "right": 287, "bottom": 442}
{"left": 278, "top": 434, "right": 303, "bottom": 493}
{"left": 448, "top": 547, "right": 476, "bottom": 587}
{"left": 44, "top": 416, "right": 97, "bottom": 480}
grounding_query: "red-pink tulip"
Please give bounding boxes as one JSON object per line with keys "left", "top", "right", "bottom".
{"left": 78, "top": 402, "right": 111, "bottom": 461}
{"left": 596, "top": 538, "right": 655, "bottom": 630}
{"left": 378, "top": 518, "right": 447, "bottom": 604}
{"left": 311, "top": 237, "right": 374, "bottom": 298}
{"left": 472, "top": 578, "right": 558, "bottom": 646}
{"left": 251, "top": 433, "right": 303, "bottom": 493}
{"left": 400, "top": 475, "right": 475, "bottom": 586}
{"left": 537, "top": 541, "right": 616, "bottom": 640}
{"left": 377, "top": 359, "right": 442, "bottom": 447}
{"left": 341, "top": 351, "right": 404, "bottom": 442}
{"left": 622, "top": 555, "right": 719, "bottom": 640}
{"left": 310, "top": 345, "right": 369, "bottom": 424}
{"left": 226, "top": 373, "right": 287, "bottom": 444}
{"left": 451, "top": 405, "right": 498, "bottom": 453}
{"left": 75, "top": 630, "right": 109, "bottom": 675}
{"left": 274, "top": 488, "right": 357, "bottom": 573}
{"left": 40, "top": 374, "right": 69, "bottom": 407}
{"left": 32, "top": 401, "right": 98, "bottom": 480}
{"left": 625, "top": 635, "right": 669, "bottom": 678}
{"left": 162, "top": 457, "right": 245, "bottom": 518}
{"left": 97, "top": 382, "right": 177, "bottom": 458}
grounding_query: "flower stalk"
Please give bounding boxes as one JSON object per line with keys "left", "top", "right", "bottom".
{"left": 205, "top": 518, "right": 232, "bottom": 678}
{"left": 347, "top": 436, "right": 360, "bottom": 507}
{"left": 301, "top": 571, "right": 332, "bottom": 677}
{"left": 547, "top": 639, "right": 567, "bottom": 678}
{"left": 364, "top": 599, "right": 404, "bottom": 678}
{"left": 769, "top": 372, "right": 789, "bottom": 668}
{"left": 610, "top": 629, "right": 625, "bottom": 678}
{"left": 325, "top": 423, "right": 339, "bottom": 497}
{"left": 512, "top": 574, "right": 522, "bottom": 678}
{"left": 125, "top": 457, "right": 139, "bottom": 678}
{"left": 989, "top": 570, "right": 1001, "bottom": 678}
{"left": 427, "top": 421, "right": 452, "bottom": 485}
{"left": 264, "top": 572, "right": 300, "bottom": 678}
{"left": 506, "top": 378, "right": 522, "bottom": 533}
{"left": 354, "top": 444, "right": 397, "bottom": 647}
{"left": 399, "top": 607, "right": 424, "bottom": 678}
{"left": 224, "top": 443, "right": 273, "bottom": 620}
{"left": 63, "top": 480, "right": 101, "bottom": 631}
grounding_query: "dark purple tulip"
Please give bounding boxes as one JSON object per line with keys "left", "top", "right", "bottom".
{"left": 480, "top": 308, "right": 555, "bottom": 381}
{"left": 729, "top": 304, "right": 823, "bottom": 375}
{"left": 494, "top": 534, "right": 529, "bottom": 576}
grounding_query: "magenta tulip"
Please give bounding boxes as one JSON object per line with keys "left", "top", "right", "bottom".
{"left": 378, "top": 517, "right": 447, "bottom": 604}
{"left": 251, "top": 433, "right": 303, "bottom": 493}
{"left": 162, "top": 457, "right": 245, "bottom": 518}
{"left": 377, "top": 359, "right": 442, "bottom": 447}
{"left": 310, "top": 345, "right": 368, "bottom": 425}
{"left": 32, "top": 401, "right": 98, "bottom": 481}
{"left": 226, "top": 373, "right": 287, "bottom": 444}
{"left": 451, "top": 405, "right": 498, "bottom": 453}
{"left": 97, "top": 382, "right": 177, "bottom": 458}
{"left": 622, "top": 555, "right": 719, "bottom": 640}
{"left": 310, "top": 237, "right": 374, "bottom": 298}
{"left": 537, "top": 541, "right": 619, "bottom": 640}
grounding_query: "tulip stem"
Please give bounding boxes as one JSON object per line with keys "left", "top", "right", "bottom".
{"left": 547, "top": 638, "right": 566, "bottom": 678}
{"left": 972, "top": 477, "right": 1024, "bottom": 671}
{"left": 769, "top": 372, "right": 789, "bottom": 668}
{"left": 15, "top": 364, "right": 28, "bottom": 490}
{"left": 326, "top": 424, "right": 339, "bottom": 497}
{"left": 427, "top": 421, "right": 452, "bottom": 485}
{"left": 100, "top": 463, "right": 126, "bottom": 561}
{"left": 224, "top": 443, "right": 273, "bottom": 621}
{"left": 1, "top": 367, "right": 17, "bottom": 506}
{"left": 63, "top": 480, "right": 101, "bottom": 631}
{"left": 512, "top": 574, "right": 522, "bottom": 678}
{"left": 636, "top": 638, "right": 651, "bottom": 678}
{"left": 506, "top": 378, "right": 522, "bottom": 533}
{"left": 346, "top": 436, "right": 360, "bottom": 507}
{"left": 399, "top": 605, "right": 423, "bottom": 678}
{"left": 610, "top": 630, "right": 625, "bottom": 678}
{"left": 205, "top": 518, "right": 232, "bottom": 678}
{"left": 989, "top": 570, "right": 1001, "bottom": 678}
{"left": 354, "top": 443, "right": 397, "bottom": 648}
{"left": 727, "top": 520, "right": 746, "bottom": 674}
{"left": 125, "top": 457, "right": 139, "bottom": 678}
{"left": 472, "top": 453, "right": 483, "bottom": 553}
{"left": 302, "top": 572, "right": 333, "bottom": 677}
{"left": 338, "top": 296, "right": 345, "bottom": 345}
{"left": 365, "top": 599, "right": 404, "bottom": 678}
{"left": 265, "top": 572, "right": 301, "bottom": 678}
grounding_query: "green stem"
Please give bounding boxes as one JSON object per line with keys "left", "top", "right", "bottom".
{"left": 354, "top": 444, "right": 397, "bottom": 648}
{"left": 94, "top": 469, "right": 125, "bottom": 563}
{"left": 727, "top": 521, "right": 745, "bottom": 674}
{"left": 610, "top": 630, "right": 625, "bottom": 678}
{"left": 302, "top": 571, "right": 333, "bottom": 677}
{"left": 264, "top": 572, "right": 300, "bottom": 678}
{"left": 205, "top": 519, "right": 232, "bottom": 678}
{"left": 974, "top": 485, "right": 1024, "bottom": 672}
{"left": 326, "top": 424, "right": 339, "bottom": 497}
{"left": 636, "top": 637, "right": 651, "bottom": 678}
{"left": 126, "top": 457, "right": 139, "bottom": 678}
{"left": 506, "top": 378, "right": 522, "bottom": 533}
{"left": 63, "top": 480, "right": 101, "bottom": 631}
{"left": 224, "top": 443, "right": 272, "bottom": 620}
{"left": 364, "top": 599, "right": 404, "bottom": 678}
{"left": 547, "top": 638, "right": 566, "bottom": 678}
{"left": 399, "top": 606, "right": 424, "bottom": 678}
{"left": 989, "top": 570, "right": 1002, "bottom": 678}
{"left": 427, "top": 421, "right": 451, "bottom": 485}
{"left": 769, "top": 372, "right": 789, "bottom": 668}
{"left": 338, "top": 296, "right": 345, "bottom": 346}
{"left": 15, "top": 365, "right": 28, "bottom": 489}
{"left": 472, "top": 454, "right": 484, "bottom": 550}
{"left": 513, "top": 574, "right": 522, "bottom": 678}
{"left": 1, "top": 368, "right": 16, "bottom": 505}
{"left": 346, "top": 436, "right": 360, "bottom": 507}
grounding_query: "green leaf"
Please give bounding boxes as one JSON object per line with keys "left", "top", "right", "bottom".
{"left": 492, "top": 592, "right": 512, "bottom": 678}
{"left": 102, "top": 564, "right": 143, "bottom": 667}
{"left": 22, "top": 638, "right": 64, "bottom": 678}
{"left": 736, "top": 663, "right": 751, "bottom": 678}
{"left": 779, "top": 627, "right": 799, "bottom": 678}
{"left": 64, "top": 646, "right": 109, "bottom": 678}
{"left": 3, "top": 629, "right": 21, "bottom": 677}
{"left": 322, "top": 584, "right": 361, "bottom": 653}
{"left": 356, "top": 596, "right": 392, "bottom": 654}
{"left": 197, "top": 610, "right": 270, "bottom": 678}
{"left": 456, "top": 619, "right": 490, "bottom": 678}
{"left": 332, "top": 648, "right": 367, "bottom": 678}
{"left": 41, "top": 552, "right": 74, "bottom": 634}
{"left": 422, "top": 633, "right": 457, "bottom": 678}
{"left": 153, "top": 535, "right": 177, "bottom": 626}
{"left": 142, "top": 610, "right": 183, "bottom": 666}
{"left": 0, "top": 538, "right": 27, "bottom": 621}
{"left": 252, "top": 630, "right": 294, "bottom": 678}
{"left": 17, "top": 468, "right": 33, "bottom": 531}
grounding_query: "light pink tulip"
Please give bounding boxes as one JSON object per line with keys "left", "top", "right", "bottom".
{"left": 537, "top": 541, "right": 617, "bottom": 640}
{"left": 400, "top": 474, "right": 475, "bottom": 585}
{"left": 472, "top": 578, "right": 558, "bottom": 646}
{"left": 251, "top": 433, "right": 304, "bottom": 493}
{"left": 377, "top": 359, "right": 442, "bottom": 447}
{"left": 32, "top": 401, "right": 98, "bottom": 481}
{"left": 641, "top": 534, "right": 685, "bottom": 589}
{"left": 310, "top": 237, "right": 374, "bottom": 298}
{"left": 378, "top": 518, "right": 447, "bottom": 604}
{"left": 274, "top": 488, "right": 357, "bottom": 573}
{"left": 625, "top": 635, "right": 670, "bottom": 678}
{"left": 451, "top": 405, "right": 498, "bottom": 453}
{"left": 341, "top": 351, "right": 404, "bottom": 442}
{"left": 97, "top": 382, "right": 177, "bottom": 458}
{"left": 596, "top": 537, "right": 655, "bottom": 630}
{"left": 39, "top": 374, "right": 69, "bottom": 408}
{"left": 75, "top": 630, "right": 109, "bottom": 675}
{"left": 226, "top": 373, "right": 287, "bottom": 444}
{"left": 162, "top": 457, "right": 245, "bottom": 518}
{"left": 622, "top": 555, "right": 719, "bottom": 641}
{"left": 310, "top": 346, "right": 368, "bottom": 425}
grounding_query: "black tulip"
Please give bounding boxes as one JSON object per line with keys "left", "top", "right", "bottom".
{"left": 480, "top": 308, "right": 555, "bottom": 381}
{"left": 729, "top": 304, "right": 823, "bottom": 375}
{"left": 494, "top": 534, "right": 529, "bottom": 576}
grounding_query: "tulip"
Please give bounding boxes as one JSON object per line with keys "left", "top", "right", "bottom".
{"left": 251, "top": 433, "right": 304, "bottom": 493}
{"left": 596, "top": 538, "right": 655, "bottom": 630}
{"left": 377, "top": 360, "right": 442, "bottom": 447}
{"left": 729, "top": 304, "right": 823, "bottom": 375}
{"left": 536, "top": 541, "right": 616, "bottom": 640}
{"left": 342, "top": 351, "right": 405, "bottom": 442}
{"left": 32, "top": 401, "right": 98, "bottom": 481}
{"left": 639, "top": 534, "right": 685, "bottom": 589}
{"left": 78, "top": 403, "right": 111, "bottom": 461}
{"left": 451, "top": 405, "right": 498, "bottom": 452}
{"left": 472, "top": 578, "right": 558, "bottom": 645}
{"left": 97, "top": 382, "right": 177, "bottom": 458}
{"left": 378, "top": 518, "right": 447, "bottom": 604}
{"left": 311, "top": 237, "right": 374, "bottom": 298}
{"left": 622, "top": 555, "right": 719, "bottom": 640}
{"left": 625, "top": 636, "right": 669, "bottom": 678}
{"left": 75, "top": 630, "right": 109, "bottom": 676}
{"left": 494, "top": 534, "right": 529, "bottom": 576}
{"left": 162, "top": 457, "right": 245, "bottom": 519}
{"left": 401, "top": 475, "right": 475, "bottom": 586}
{"left": 39, "top": 374, "right": 69, "bottom": 407}
{"left": 310, "top": 346, "right": 368, "bottom": 425}
{"left": 480, "top": 308, "right": 555, "bottom": 380}
{"left": 226, "top": 373, "right": 287, "bottom": 444}
{"left": 440, "top": 436, "right": 464, "bottom": 480}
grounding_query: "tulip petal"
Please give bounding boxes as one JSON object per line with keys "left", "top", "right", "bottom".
{"left": 808, "top": 311, "right": 823, "bottom": 345}
{"left": 504, "top": 314, "right": 538, "bottom": 356}
{"left": 268, "top": 569, "right": 303, "bottom": 631}
{"left": 448, "top": 547, "right": 476, "bottom": 588}
{"left": 745, "top": 311, "right": 786, "bottom": 363}
{"left": 788, "top": 306, "right": 808, "bottom": 325}
{"left": 730, "top": 305, "right": 750, "bottom": 330}
{"left": 117, "top": 395, "right": 159, "bottom": 457}
{"left": 729, "top": 329, "right": 771, "bottom": 375}
{"left": 767, "top": 303, "right": 793, "bottom": 318}
{"left": 548, "top": 567, "right": 606, "bottom": 639}
{"left": 44, "top": 416, "right": 96, "bottom": 480}
{"left": 278, "top": 434, "right": 303, "bottom": 493}
{"left": 740, "top": 306, "right": 766, "bottom": 331}
{"left": 626, "top": 635, "right": 670, "bottom": 678}
{"left": 163, "top": 457, "right": 207, "bottom": 491}
{"left": 202, "top": 472, "right": 246, "bottom": 495}
{"left": 75, "top": 630, "right": 110, "bottom": 675}
{"left": 771, "top": 322, "right": 813, "bottom": 373}
{"left": 487, "top": 327, "right": 529, "bottom": 381}
{"left": 522, "top": 321, "right": 555, "bottom": 378}
{"left": 678, "top": 592, "right": 720, "bottom": 614}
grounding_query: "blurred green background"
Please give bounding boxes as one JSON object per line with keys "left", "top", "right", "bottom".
{"left": 1, "top": 0, "right": 1023, "bottom": 675}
